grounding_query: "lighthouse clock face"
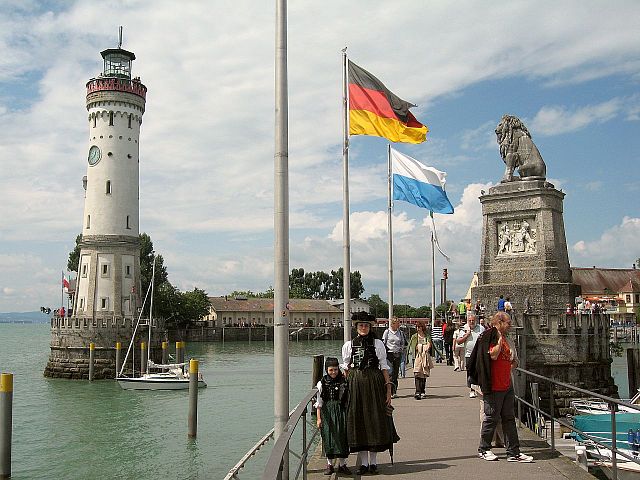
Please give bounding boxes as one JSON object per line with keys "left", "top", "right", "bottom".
{"left": 88, "top": 145, "right": 101, "bottom": 166}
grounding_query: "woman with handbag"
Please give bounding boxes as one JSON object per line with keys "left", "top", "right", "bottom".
{"left": 407, "top": 322, "right": 432, "bottom": 399}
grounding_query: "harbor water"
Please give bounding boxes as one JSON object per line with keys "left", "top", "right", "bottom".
{"left": 0, "top": 323, "right": 343, "bottom": 479}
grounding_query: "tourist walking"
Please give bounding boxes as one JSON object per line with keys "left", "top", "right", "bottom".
{"left": 469, "top": 312, "right": 533, "bottom": 463}
{"left": 431, "top": 319, "right": 444, "bottom": 363}
{"left": 504, "top": 297, "right": 513, "bottom": 317}
{"left": 315, "top": 357, "right": 350, "bottom": 475}
{"left": 457, "top": 314, "right": 484, "bottom": 397}
{"left": 341, "top": 312, "right": 399, "bottom": 475}
{"left": 382, "top": 317, "right": 407, "bottom": 398}
{"left": 408, "top": 322, "right": 432, "bottom": 400}
{"left": 452, "top": 320, "right": 467, "bottom": 371}
{"left": 443, "top": 319, "right": 455, "bottom": 366}
{"left": 497, "top": 295, "right": 505, "bottom": 311}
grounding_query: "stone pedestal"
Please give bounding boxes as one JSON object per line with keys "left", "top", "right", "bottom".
{"left": 472, "top": 180, "right": 616, "bottom": 410}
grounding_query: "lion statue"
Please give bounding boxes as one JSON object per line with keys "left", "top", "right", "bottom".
{"left": 495, "top": 114, "right": 546, "bottom": 182}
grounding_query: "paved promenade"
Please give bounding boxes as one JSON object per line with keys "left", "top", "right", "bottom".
{"left": 308, "top": 364, "right": 594, "bottom": 479}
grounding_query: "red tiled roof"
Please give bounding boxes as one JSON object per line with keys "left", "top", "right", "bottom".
{"left": 571, "top": 267, "right": 640, "bottom": 295}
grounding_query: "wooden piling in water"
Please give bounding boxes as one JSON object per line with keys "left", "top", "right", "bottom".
{"left": 141, "top": 342, "right": 147, "bottom": 374}
{"left": 88, "top": 343, "right": 95, "bottom": 381}
{"left": 0, "top": 373, "right": 13, "bottom": 479}
{"left": 312, "top": 355, "right": 324, "bottom": 388}
{"left": 176, "top": 341, "right": 185, "bottom": 366}
{"left": 188, "top": 359, "right": 199, "bottom": 438}
{"left": 115, "top": 342, "right": 122, "bottom": 377}
{"left": 627, "top": 349, "right": 640, "bottom": 398}
{"left": 162, "top": 341, "right": 168, "bottom": 365}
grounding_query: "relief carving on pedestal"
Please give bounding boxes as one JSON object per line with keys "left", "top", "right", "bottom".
{"left": 497, "top": 218, "right": 537, "bottom": 255}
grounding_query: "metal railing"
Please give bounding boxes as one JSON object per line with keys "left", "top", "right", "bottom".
{"left": 514, "top": 367, "right": 640, "bottom": 480}
{"left": 225, "top": 388, "right": 320, "bottom": 480}
{"left": 261, "top": 388, "right": 320, "bottom": 480}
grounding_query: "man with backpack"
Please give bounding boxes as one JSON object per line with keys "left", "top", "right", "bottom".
{"left": 383, "top": 317, "right": 407, "bottom": 398}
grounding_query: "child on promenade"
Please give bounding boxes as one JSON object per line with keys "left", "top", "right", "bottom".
{"left": 315, "top": 357, "right": 351, "bottom": 475}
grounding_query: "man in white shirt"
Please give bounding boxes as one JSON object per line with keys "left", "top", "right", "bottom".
{"left": 382, "top": 317, "right": 407, "bottom": 398}
{"left": 456, "top": 314, "right": 484, "bottom": 398}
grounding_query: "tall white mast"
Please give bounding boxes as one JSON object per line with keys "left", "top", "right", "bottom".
{"left": 342, "top": 48, "right": 352, "bottom": 341}
{"left": 387, "top": 144, "right": 394, "bottom": 326}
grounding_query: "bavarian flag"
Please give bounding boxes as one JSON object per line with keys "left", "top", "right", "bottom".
{"left": 348, "top": 60, "right": 428, "bottom": 144}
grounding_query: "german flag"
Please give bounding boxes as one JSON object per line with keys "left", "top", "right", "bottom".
{"left": 348, "top": 61, "right": 428, "bottom": 144}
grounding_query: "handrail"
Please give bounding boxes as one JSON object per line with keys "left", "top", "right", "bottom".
{"left": 223, "top": 428, "right": 274, "bottom": 480}
{"left": 514, "top": 366, "right": 640, "bottom": 480}
{"left": 261, "top": 388, "right": 319, "bottom": 480}
{"left": 516, "top": 367, "right": 640, "bottom": 409}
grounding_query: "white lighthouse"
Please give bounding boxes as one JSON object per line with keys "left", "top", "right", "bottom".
{"left": 45, "top": 34, "right": 148, "bottom": 379}
{"left": 74, "top": 42, "right": 147, "bottom": 319}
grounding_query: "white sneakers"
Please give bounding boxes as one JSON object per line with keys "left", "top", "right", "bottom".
{"left": 479, "top": 450, "right": 534, "bottom": 462}
{"left": 479, "top": 450, "right": 498, "bottom": 461}
{"left": 508, "top": 453, "right": 534, "bottom": 463}
{"left": 469, "top": 390, "right": 477, "bottom": 398}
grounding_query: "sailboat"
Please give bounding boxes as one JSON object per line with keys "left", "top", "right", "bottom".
{"left": 116, "top": 258, "right": 207, "bottom": 390}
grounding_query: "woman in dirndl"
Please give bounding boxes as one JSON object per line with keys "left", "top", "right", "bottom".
{"left": 341, "top": 312, "right": 399, "bottom": 475}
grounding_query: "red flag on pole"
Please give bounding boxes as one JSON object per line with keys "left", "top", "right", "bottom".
{"left": 62, "top": 272, "right": 70, "bottom": 290}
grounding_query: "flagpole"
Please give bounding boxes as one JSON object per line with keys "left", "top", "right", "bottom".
{"left": 387, "top": 144, "right": 393, "bottom": 327}
{"left": 274, "top": 0, "right": 290, "bottom": 461}
{"left": 341, "top": 48, "right": 352, "bottom": 342}
{"left": 61, "top": 271, "right": 64, "bottom": 311}
{"left": 430, "top": 211, "right": 436, "bottom": 332}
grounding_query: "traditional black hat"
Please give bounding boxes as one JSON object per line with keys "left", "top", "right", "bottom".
{"left": 325, "top": 357, "right": 339, "bottom": 370}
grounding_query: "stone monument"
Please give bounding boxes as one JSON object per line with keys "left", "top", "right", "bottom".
{"left": 472, "top": 115, "right": 616, "bottom": 410}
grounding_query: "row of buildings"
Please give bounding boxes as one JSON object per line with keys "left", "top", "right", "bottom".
{"left": 202, "top": 266, "right": 640, "bottom": 327}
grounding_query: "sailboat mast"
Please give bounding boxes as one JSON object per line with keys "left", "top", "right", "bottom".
{"left": 147, "top": 256, "right": 156, "bottom": 375}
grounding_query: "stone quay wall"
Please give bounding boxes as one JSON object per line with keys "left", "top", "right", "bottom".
{"left": 44, "top": 315, "right": 166, "bottom": 379}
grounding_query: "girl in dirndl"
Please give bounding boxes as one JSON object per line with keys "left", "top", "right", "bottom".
{"left": 315, "top": 357, "right": 351, "bottom": 476}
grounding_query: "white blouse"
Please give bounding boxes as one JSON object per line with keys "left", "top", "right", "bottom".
{"left": 341, "top": 338, "right": 390, "bottom": 371}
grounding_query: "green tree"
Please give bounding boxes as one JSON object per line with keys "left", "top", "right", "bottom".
{"left": 367, "top": 294, "right": 389, "bottom": 319}
{"left": 139, "top": 233, "right": 168, "bottom": 303}
{"left": 67, "top": 234, "right": 82, "bottom": 272}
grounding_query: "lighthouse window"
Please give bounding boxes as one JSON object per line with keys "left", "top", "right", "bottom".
{"left": 128, "top": 114, "right": 133, "bottom": 129}
{"left": 125, "top": 265, "right": 131, "bottom": 277}
{"left": 109, "top": 111, "right": 114, "bottom": 126}
{"left": 126, "top": 215, "right": 130, "bottom": 229}
{"left": 93, "top": 116, "right": 96, "bottom": 128}
{"left": 81, "top": 264, "right": 87, "bottom": 278}
{"left": 86, "top": 215, "right": 90, "bottom": 229}
{"left": 101, "top": 264, "right": 109, "bottom": 277}
{"left": 101, "top": 298, "right": 109, "bottom": 310}
{"left": 106, "top": 180, "right": 111, "bottom": 194}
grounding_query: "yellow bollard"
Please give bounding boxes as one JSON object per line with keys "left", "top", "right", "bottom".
{"left": 161, "top": 341, "right": 168, "bottom": 370}
{"left": 0, "top": 373, "right": 12, "bottom": 479}
{"left": 115, "top": 342, "right": 122, "bottom": 378}
{"left": 141, "top": 342, "right": 147, "bottom": 374}
{"left": 188, "top": 359, "right": 199, "bottom": 438}
{"left": 88, "top": 343, "right": 95, "bottom": 381}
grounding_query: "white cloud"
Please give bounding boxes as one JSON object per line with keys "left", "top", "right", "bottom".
{"left": 530, "top": 98, "right": 624, "bottom": 135}
{"left": 571, "top": 217, "right": 640, "bottom": 267}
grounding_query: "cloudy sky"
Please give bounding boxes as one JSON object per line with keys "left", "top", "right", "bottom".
{"left": 1, "top": 0, "right": 639, "bottom": 313}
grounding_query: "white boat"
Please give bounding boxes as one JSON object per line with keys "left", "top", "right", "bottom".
{"left": 571, "top": 390, "right": 640, "bottom": 415}
{"left": 116, "top": 258, "right": 207, "bottom": 390}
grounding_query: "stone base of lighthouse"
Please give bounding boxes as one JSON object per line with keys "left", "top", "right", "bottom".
{"left": 44, "top": 320, "right": 166, "bottom": 379}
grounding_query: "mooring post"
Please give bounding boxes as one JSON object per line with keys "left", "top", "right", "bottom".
{"left": 140, "top": 342, "right": 147, "bottom": 374}
{"left": 188, "top": 359, "right": 199, "bottom": 438}
{"left": 162, "top": 341, "right": 168, "bottom": 371}
{"left": 115, "top": 341, "right": 122, "bottom": 377}
{"left": 88, "top": 343, "right": 95, "bottom": 381}
{"left": 0, "top": 373, "right": 13, "bottom": 479}
{"left": 176, "top": 341, "right": 185, "bottom": 366}
{"left": 312, "top": 355, "right": 324, "bottom": 388}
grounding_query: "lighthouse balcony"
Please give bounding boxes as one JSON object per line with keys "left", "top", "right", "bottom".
{"left": 86, "top": 77, "right": 147, "bottom": 100}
